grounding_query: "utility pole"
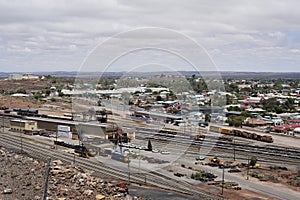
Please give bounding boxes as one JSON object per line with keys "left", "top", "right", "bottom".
{"left": 221, "top": 167, "right": 225, "bottom": 195}
{"left": 138, "top": 148, "right": 141, "bottom": 174}
{"left": 247, "top": 156, "right": 250, "bottom": 180}
{"left": 55, "top": 128, "right": 58, "bottom": 150}
{"left": 127, "top": 161, "right": 130, "bottom": 185}
{"left": 19, "top": 120, "right": 23, "bottom": 153}
{"left": 43, "top": 157, "right": 51, "bottom": 200}
{"left": 233, "top": 138, "right": 236, "bottom": 161}
{"left": 2, "top": 112, "right": 4, "bottom": 133}
{"left": 1, "top": 95, "right": 4, "bottom": 133}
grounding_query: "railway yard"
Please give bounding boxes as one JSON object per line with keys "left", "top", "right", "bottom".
{"left": 0, "top": 109, "right": 299, "bottom": 200}
{"left": 0, "top": 77, "right": 300, "bottom": 200}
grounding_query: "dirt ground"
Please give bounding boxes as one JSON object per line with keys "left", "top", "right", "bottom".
{"left": 0, "top": 79, "right": 50, "bottom": 93}
{"left": 198, "top": 184, "right": 279, "bottom": 200}
{"left": 245, "top": 166, "right": 300, "bottom": 192}
{"left": 0, "top": 95, "right": 40, "bottom": 109}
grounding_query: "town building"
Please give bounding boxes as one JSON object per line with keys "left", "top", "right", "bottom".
{"left": 10, "top": 119, "right": 37, "bottom": 132}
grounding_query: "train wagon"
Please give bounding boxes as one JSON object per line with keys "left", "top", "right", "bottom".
{"left": 209, "top": 125, "right": 221, "bottom": 133}
{"left": 260, "top": 135, "right": 274, "bottom": 143}
{"left": 220, "top": 128, "right": 232, "bottom": 135}
{"left": 232, "top": 129, "right": 243, "bottom": 137}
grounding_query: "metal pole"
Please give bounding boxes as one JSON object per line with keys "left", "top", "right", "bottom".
{"left": 221, "top": 167, "right": 225, "bottom": 195}
{"left": 19, "top": 120, "right": 22, "bottom": 153}
{"left": 43, "top": 157, "right": 51, "bottom": 200}
{"left": 2, "top": 95, "right": 4, "bottom": 133}
{"left": 55, "top": 128, "right": 58, "bottom": 150}
{"left": 128, "top": 161, "right": 130, "bottom": 185}
{"left": 21, "top": 133, "right": 23, "bottom": 153}
{"left": 138, "top": 149, "right": 141, "bottom": 174}
{"left": 247, "top": 156, "right": 249, "bottom": 180}
{"left": 2, "top": 112, "right": 4, "bottom": 132}
{"left": 233, "top": 138, "right": 236, "bottom": 161}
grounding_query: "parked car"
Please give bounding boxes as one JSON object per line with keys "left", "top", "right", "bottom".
{"left": 228, "top": 168, "right": 241, "bottom": 173}
{"left": 196, "top": 156, "right": 206, "bottom": 161}
{"left": 39, "top": 132, "right": 50, "bottom": 137}
{"left": 139, "top": 146, "right": 148, "bottom": 150}
{"left": 152, "top": 149, "right": 160, "bottom": 153}
{"left": 100, "top": 152, "right": 109, "bottom": 157}
{"left": 160, "top": 150, "right": 170, "bottom": 155}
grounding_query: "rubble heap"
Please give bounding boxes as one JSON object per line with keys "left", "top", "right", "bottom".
{"left": 0, "top": 147, "right": 146, "bottom": 200}
{"left": 48, "top": 160, "right": 143, "bottom": 199}
{"left": 0, "top": 147, "right": 45, "bottom": 199}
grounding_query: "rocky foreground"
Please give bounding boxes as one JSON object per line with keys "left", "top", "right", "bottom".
{"left": 0, "top": 147, "right": 146, "bottom": 200}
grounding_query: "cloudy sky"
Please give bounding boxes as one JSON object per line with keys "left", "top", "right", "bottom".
{"left": 0, "top": 0, "right": 299, "bottom": 72}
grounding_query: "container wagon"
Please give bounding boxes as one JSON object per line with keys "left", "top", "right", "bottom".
{"left": 209, "top": 125, "right": 221, "bottom": 133}
{"left": 260, "top": 135, "right": 273, "bottom": 143}
{"left": 232, "top": 129, "right": 243, "bottom": 137}
{"left": 220, "top": 128, "right": 232, "bottom": 135}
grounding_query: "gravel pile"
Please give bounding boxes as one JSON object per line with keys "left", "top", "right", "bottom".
{"left": 0, "top": 147, "right": 45, "bottom": 200}
{"left": 0, "top": 147, "right": 146, "bottom": 200}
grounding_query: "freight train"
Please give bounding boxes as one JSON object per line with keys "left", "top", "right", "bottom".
{"left": 209, "top": 125, "right": 274, "bottom": 143}
{"left": 54, "top": 140, "right": 97, "bottom": 158}
{"left": 13, "top": 108, "right": 38, "bottom": 116}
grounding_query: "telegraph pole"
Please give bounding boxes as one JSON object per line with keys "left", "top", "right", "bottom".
{"left": 128, "top": 161, "right": 130, "bottom": 185}
{"left": 138, "top": 149, "right": 141, "bottom": 174}
{"left": 233, "top": 138, "right": 236, "bottom": 161}
{"left": 247, "top": 156, "right": 250, "bottom": 180}
{"left": 19, "top": 120, "right": 23, "bottom": 153}
{"left": 43, "top": 157, "right": 51, "bottom": 200}
{"left": 1, "top": 95, "right": 4, "bottom": 133}
{"left": 221, "top": 167, "right": 225, "bottom": 195}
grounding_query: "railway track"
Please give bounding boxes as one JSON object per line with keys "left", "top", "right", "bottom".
{"left": 135, "top": 129, "right": 300, "bottom": 165}
{"left": 0, "top": 133, "right": 221, "bottom": 200}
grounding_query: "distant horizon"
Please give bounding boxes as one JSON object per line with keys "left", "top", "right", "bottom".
{"left": 1, "top": 70, "right": 300, "bottom": 74}
{"left": 2, "top": 70, "right": 300, "bottom": 80}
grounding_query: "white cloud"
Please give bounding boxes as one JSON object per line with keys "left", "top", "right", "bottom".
{"left": 0, "top": 0, "right": 299, "bottom": 72}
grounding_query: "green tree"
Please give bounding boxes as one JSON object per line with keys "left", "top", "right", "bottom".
{"left": 45, "top": 89, "right": 51, "bottom": 96}
{"left": 34, "top": 92, "right": 42, "bottom": 100}
{"left": 250, "top": 156, "right": 258, "bottom": 167}
{"left": 205, "top": 113, "right": 211, "bottom": 122}
{"left": 227, "top": 115, "right": 246, "bottom": 127}
{"left": 147, "top": 139, "right": 152, "bottom": 151}
{"left": 156, "top": 95, "right": 162, "bottom": 101}
{"left": 16, "top": 88, "right": 26, "bottom": 94}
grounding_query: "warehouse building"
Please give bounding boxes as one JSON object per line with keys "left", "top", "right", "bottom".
{"left": 10, "top": 119, "right": 37, "bottom": 132}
